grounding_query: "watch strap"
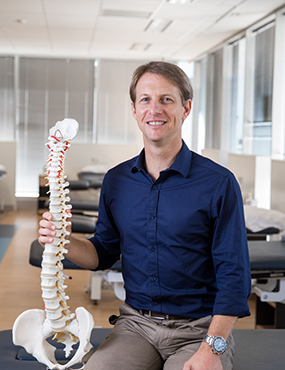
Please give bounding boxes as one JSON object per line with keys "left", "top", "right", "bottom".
{"left": 203, "top": 334, "right": 227, "bottom": 355}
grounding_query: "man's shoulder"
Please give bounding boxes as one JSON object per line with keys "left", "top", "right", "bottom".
{"left": 104, "top": 155, "right": 138, "bottom": 178}
{"left": 191, "top": 151, "right": 233, "bottom": 179}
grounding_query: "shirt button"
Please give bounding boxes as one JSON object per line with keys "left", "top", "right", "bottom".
{"left": 151, "top": 277, "right": 156, "bottom": 282}
{"left": 150, "top": 247, "right": 155, "bottom": 252}
{"left": 149, "top": 215, "right": 155, "bottom": 220}
{"left": 152, "top": 185, "right": 158, "bottom": 190}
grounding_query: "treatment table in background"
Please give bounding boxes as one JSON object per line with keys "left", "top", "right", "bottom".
{"left": 249, "top": 240, "right": 285, "bottom": 328}
{"left": 0, "top": 328, "right": 284, "bottom": 369}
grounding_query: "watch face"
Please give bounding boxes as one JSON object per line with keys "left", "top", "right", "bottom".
{"left": 213, "top": 337, "right": 227, "bottom": 354}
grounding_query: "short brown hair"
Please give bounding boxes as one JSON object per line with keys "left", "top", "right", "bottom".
{"left": 129, "top": 61, "right": 193, "bottom": 106}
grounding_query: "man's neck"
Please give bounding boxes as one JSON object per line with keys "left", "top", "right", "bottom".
{"left": 144, "top": 139, "right": 183, "bottom": 180}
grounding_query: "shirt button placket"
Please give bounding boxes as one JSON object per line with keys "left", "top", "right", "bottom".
{"left": 147, "top": 183, "right": 160, "bottom": 309}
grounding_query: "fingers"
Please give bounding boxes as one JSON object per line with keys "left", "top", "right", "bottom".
{"left": 38, "top": 212, "right": 56, "bottom": 247}
{"left": 38, "top": 228, "right": 55, "bottom": 246}
{"left": 42, "top": 211, "right": 53, "bottom": 221}
{"left": 38, "top": 235, "right": 52, "bottom": 247}
{"left": 38, "top": 211, "right": 73, "bottom": 247}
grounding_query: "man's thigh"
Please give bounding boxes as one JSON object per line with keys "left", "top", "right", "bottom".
{"left": 85, "top": 328, "right": 163, "bottom": 370}
{"left": 163, "top": 341, "right": 200, "bottom": 370}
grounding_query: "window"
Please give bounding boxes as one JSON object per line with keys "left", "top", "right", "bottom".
{"left": 16, "top": 58, "right": 95, "bottom": 195}
{"left": 229, "top": 38, "right": 246, "bottom": 154}
{"left": 0, "top": 57, "right": 14, "bottom": 141}
{"left": 252, "top": 23, "right": 275, "bottom": 156}
{"left": 95, "top": 59, "right": 144, "bottom": 145}
{"left": 254, "top": 24, "right": 275, "bottom": 124}
{"left": 244, "top": 22, "right": 275, "bottom": 156}
{"left": 192, "top": 58, "right": 207, "bottom": 153}
{"left": 178, "top": 61, "right": 194, "bottom": 149}
{"left": 205, "top": 49, "right": 223, "bottom": 150}
{"left": 272, "top": 9, "right": 285, "bottom": 159}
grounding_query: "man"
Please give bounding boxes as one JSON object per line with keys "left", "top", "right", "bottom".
{"left": 39, "top": 61, "right": 251, "bottom": 370}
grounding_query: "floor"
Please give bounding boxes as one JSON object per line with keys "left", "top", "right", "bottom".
{"left": 0, "top": 209, "right": 256, "bottom": 332}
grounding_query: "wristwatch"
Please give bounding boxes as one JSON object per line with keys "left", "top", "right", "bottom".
{"left": 203, "top": 335, "right": 227, "bottom": 355}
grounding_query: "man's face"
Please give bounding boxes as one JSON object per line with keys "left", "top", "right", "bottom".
{"left": 131, "top": 72, "right": 191, "bottom": 147}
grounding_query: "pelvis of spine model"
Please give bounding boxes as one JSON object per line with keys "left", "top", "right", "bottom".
{"left": 13, "top": 118, "right": 94, "bottom": 370}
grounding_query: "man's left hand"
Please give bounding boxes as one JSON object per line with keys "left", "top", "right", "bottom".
{"left": 182, "top": 344, "right": 222, "bottom": 370}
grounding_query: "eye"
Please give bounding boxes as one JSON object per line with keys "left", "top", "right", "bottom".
{"left": 162, "top": 96, "right": 173, "bottom": 103}
{"left": 141, "top": 97, "right": 149, "bottom": 103}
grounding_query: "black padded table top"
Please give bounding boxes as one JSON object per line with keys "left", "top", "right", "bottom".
{"left": 78, "top": 172, "right": 105, "bottom": 189}
{"left": 29, "top": 240, "right": 84, "bottom": 270}
{"left": 1, "top": 328, "right": 285, "bottom": 369}
{"left": 232, "top": 329, "right": 285, "bottom": 369}
{"left": 71, "top": 214, "right": 96, "bottom": 234}
{"left": 29, "top": 240, "right": 121, "bottom": 271}
{"left": 69, "top": 199, "right": 99, "bottom": 211}
{"left": 68, "top": 180, "right": 90, "bottom": 190}
{"left": 0, "top": 328, "right": 111, "bottom": 370}
{"left": 248, "top": 240, "right": 285, "bottom": 272}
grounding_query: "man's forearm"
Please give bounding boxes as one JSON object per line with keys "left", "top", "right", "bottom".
{"left": 199, "top": 314, "right": 237, "bottom": 354}
{"left": 182, "top": 315, "right": 237, "bottom": 370}
{"left": 64, "top": 236, "right": 99, "bottom": 270}
{"left": 207, "top": 315, "right": 237, "bottom": 339}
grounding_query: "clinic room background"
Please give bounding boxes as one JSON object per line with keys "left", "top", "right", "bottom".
{"left": 1, "top": 1, "right": 285, "bottom": 366}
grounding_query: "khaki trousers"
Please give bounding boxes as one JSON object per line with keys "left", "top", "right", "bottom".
{"left": 85, "top": 303, "right": 234, "bottom": 370}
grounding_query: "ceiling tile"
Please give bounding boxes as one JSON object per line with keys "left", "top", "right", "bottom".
{"left": 0, "top": 0, "right": 284, "bottom": 60}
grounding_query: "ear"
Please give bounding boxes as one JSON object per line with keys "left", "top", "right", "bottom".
{"left": 182, "top": 99, "right": 192, "bottom": 121}
{"left": 131, "top": 101, "right": 137, "bottom": 120}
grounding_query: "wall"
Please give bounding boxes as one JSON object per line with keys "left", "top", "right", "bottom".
{"left": 201, "top": 148, "right": 228, "bottom": 167}
{"left": 0, "top": 141, "right": 143, "bottom": 210}
{"left": 96, "top": 59, "right": 145, "bottom": 145}
{"left": 0, "top": 142, "right": 16, "bottom": 210}
{"left": 202, "top": 150, "right": 258, "bottom": 204}
{"left": 65, "top": 142, "right": 143, "bottom": 180}
{"left": 271, "top": 159, "right": 285, "bottom": 213}
{"left": 226, "top": 153, "right": 256, "bottom": 202}
{"left": 203, "top": 150, "right": 275, "bottom": 209}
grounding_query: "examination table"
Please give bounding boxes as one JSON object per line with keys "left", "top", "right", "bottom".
{"left": 0, "top": 328, "right": 284, "bottom": 369}
{"left": 249, "top": 240, "right": 285, "bottom": 328}
{"left": 29, "top": 239, "right": 285, "bottom": 319}
{"left": 43, "top": 179, "right": 100, "bottom": 217}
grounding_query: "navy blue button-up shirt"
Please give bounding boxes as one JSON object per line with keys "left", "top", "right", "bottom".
{"left": 89, "top": 142, "right": 251, "bottom": 319}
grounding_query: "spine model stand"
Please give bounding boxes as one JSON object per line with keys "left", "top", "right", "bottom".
{"left": 13, "top": 119, "right": 94, "bottom": 370}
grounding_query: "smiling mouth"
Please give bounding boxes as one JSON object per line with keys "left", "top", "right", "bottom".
{"left": 147, "top": 121, "right": 166, "bottom": 126}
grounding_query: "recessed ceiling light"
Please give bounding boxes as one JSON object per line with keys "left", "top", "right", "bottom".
{"left": 130, "top": 43, "right": 151, "bottom": 51}
{"left": 101, "top": 9, "right": 151, "bottom": 18}
{"left": 144, "top": 18, "right": 172, "bottom": 32}
{"left": 168, "top": 0, "right": 194, "bottom": 4}
{"left": 16, "top": 19, "right": 27, "bottom": 25}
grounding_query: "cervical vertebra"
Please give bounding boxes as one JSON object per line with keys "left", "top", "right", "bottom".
{"left": 13, "top": 118, "right": 94, "bottom": 370}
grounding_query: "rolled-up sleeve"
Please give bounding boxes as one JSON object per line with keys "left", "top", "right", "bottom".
{"left": 88, "top": 175, "right": 121, "bottom": 271}
{"left": 211, "top": 173, "right": 251, "bottom": 318}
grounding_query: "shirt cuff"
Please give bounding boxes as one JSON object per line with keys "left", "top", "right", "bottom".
{"left": 213, "top": 290, "right": 251, "bottom": 318}
{"left": 88, "top": 235, "right": 120, "bottom": 271}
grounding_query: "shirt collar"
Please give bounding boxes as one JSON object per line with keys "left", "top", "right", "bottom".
{"left": 131, "top": 140, "right": 192, "bottom": 178}
{"left": 131, "top": 148, "right": 146, "bottom": 173}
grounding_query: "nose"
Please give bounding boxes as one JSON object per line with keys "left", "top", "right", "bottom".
{"left": 149, "top": 100, "right": 163, "bottom": 114}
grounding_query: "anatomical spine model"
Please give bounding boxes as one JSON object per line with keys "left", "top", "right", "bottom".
{"left": 13, "top": 119, "right": 94, "bottom": 370}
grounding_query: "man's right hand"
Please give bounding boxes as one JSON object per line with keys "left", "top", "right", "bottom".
{"left": 38, "top": 211, "right": 71, "bottom": 247}
{"left": 38, "top": 210, "right": 99, "bottom": 270}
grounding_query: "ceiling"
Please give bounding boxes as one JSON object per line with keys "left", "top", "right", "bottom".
{"left": 0, "top": 0, "right": 284, "bottom": 61}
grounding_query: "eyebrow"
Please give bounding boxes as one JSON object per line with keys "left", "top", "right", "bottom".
{"left": 138, "top": 93, "right": 176, "bottom": 99}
